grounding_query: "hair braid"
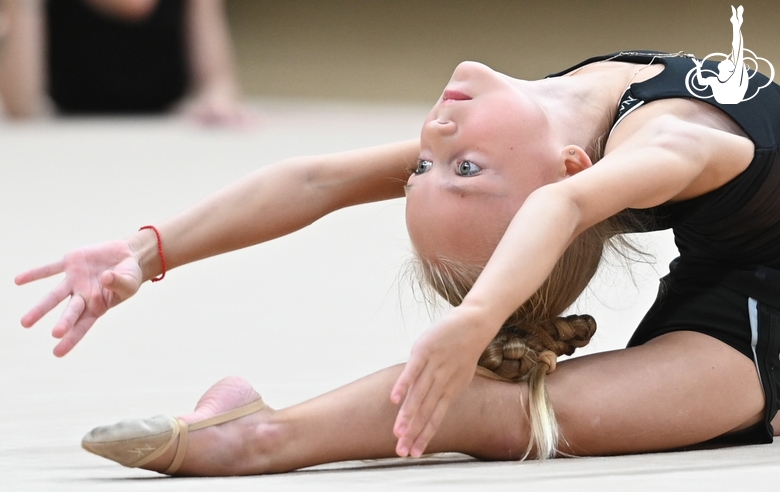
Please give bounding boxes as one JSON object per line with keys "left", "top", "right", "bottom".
{"left": 479, "top": 314, "right": 597, "bottom": 381}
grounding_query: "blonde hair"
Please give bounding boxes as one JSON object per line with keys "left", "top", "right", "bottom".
{"left": 411, "top": 213, "right": 637, "bottom": 459}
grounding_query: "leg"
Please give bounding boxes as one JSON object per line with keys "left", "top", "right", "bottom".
{"left": 140, "top": 331, "right": 766, "bottom": 475}
{"left": 550, "top": 331, "right": 766, "bottom": 455}
{"left": 145, "top": 365, "right": 531, "bottom": 475}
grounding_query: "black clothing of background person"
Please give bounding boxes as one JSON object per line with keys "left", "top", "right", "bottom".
{"left": 47, "top": 0, "right": 187, "bottom": 113}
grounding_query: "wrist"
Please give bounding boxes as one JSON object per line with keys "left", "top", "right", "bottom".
{"left": 458, "top": 281, "right": 526, "bottom": 337}
{"left": 127, "top": 228, "right": 164, "bottom": 283}
{"left": 449, "top": 302, "right": 504, "bottom": 349}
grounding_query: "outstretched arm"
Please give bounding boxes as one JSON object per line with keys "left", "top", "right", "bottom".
{"left": 136, "top": 140, "right": 417, "bottom": 276}
{"left": 17, "top": 139, "right": 419, "bottom": 356}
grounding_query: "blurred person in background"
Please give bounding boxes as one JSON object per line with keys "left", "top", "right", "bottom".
{"left": 0, "top": 0, "right": 249, "bottom": 125}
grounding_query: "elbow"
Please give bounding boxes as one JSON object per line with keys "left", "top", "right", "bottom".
{"left": 280, "top": 156, "right": 325, "bottom": 195}
{"left": 524, "top": 184, "right": 584, "bottom": 236}
{"left": 285, "top": 155, "right": 352, "bottom": 213}
{"left": 271, "top": 156, "right": 337, "bottom": 215}
{"left": 649, "top": 116, "right": 700, "bottom": 149}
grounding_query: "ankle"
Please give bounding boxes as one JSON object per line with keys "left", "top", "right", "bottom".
{"left": 241, "top": 414, "right": 287, "bottom": 474}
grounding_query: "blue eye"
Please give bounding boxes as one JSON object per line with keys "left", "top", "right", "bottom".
{"left": 457, "top": 160, "right": 482, "bottom": 176}
{"left": 415, "top": 159, "right": 433, "bottom": 175}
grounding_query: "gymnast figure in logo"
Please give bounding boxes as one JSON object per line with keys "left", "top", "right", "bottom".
{"left": 693, "top": 5, "right": 748, "bottom": 104}
{"left": 688, "top": 5, "right": 774, "bottom": 104}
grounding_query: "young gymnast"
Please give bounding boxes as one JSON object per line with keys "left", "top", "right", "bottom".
{"left": 16, "top": 48, "right": 780, "bottom": 476}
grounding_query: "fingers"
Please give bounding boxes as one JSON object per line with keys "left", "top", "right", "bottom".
{"left": 391, "top": 357, "right": 428, "bottom": 445}
{"left": 409, "top": 397, "right": 451, "bottom": 457}
{"left": 51, "top": 295, "right": 96, "bottom": 357}
{"left": 395, "top": 373, "right": 447, "bottom": 457}
{"left": 393, "top": 358, "right": 440, "bottom": 457}
{"left": 53, "top": 312, "right": 97, "bottom": 358}
{"left": 393, "top": 367, "right": 433, "bottom": 434}
{"left": 100, "top": 270, "right": 138, "bottom": 300}
{"left": 392, "top": 329, "right": 477, "bottom": 457}
{"left": 391, "top": 354, "right": 425, "bottom": 405}
{"left": 51, "top": 293, "right": 86, "bottom": 339}
{"left": 20, "top": 280, "right": 71, "bottom": 328}
{"left": 14, "top": 259, "right": 65, "bottom": 286}
{"left": 16, "top": 245, "right": 136, "bottom": 357}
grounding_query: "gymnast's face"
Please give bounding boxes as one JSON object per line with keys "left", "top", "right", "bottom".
{"left": 405, "top": 61, "right": 560, "bottom": 263}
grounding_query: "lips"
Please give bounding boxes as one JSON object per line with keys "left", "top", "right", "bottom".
{"left": 442, "top": 89, "right": 472, "bottom": 101}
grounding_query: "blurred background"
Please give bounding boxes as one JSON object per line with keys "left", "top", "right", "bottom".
{"left": 227, "top": 0, "right": 779, "bottom": 102}
{"left": 1, "top": 0, "right": 778, "bottom": 116}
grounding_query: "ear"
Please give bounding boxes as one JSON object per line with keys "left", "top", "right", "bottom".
{"left": 561, "top": 145, "right": 593, "bottom": 177}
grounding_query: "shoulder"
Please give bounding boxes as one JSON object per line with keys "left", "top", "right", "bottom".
{"left": 546, "top": 99, "right": 754, "bottom": 227}
{"left": 604, "top": 97, "right": 754, "bottom": 203}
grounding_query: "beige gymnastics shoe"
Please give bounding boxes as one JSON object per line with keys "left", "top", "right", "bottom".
{"left": 81, "top": 399, "right": 266, "bottom": 475}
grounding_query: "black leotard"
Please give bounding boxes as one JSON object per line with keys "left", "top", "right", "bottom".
{"left": 550, "top": 51, "right": 780, "bottom": 444}
{"left": 551, "top": 51, "right": 780, "bottom": 270}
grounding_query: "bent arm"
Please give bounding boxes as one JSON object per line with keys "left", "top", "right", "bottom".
{"left": 457, "top": 114, "right": 748, "bottom": 344}
{"left": 131, "top": 139, "right": 418, "bottom": 281}
{"left": 0, "top": 0, "right": 46, "bottom": 118}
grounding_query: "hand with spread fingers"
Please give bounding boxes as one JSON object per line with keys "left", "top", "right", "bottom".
{"left": 15, "top": 240, "right": 144, "bottom": 357}
{"left": 390, "top": 307, "right": 491, "bottom": 457}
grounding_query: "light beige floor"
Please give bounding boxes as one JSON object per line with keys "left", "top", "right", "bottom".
{"left": 1, "top": 101, "right": 777, "bottom": 491}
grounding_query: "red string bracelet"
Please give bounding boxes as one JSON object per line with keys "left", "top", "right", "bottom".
{"left": 139, "top": 225, "right": 167, "bottom": 282}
